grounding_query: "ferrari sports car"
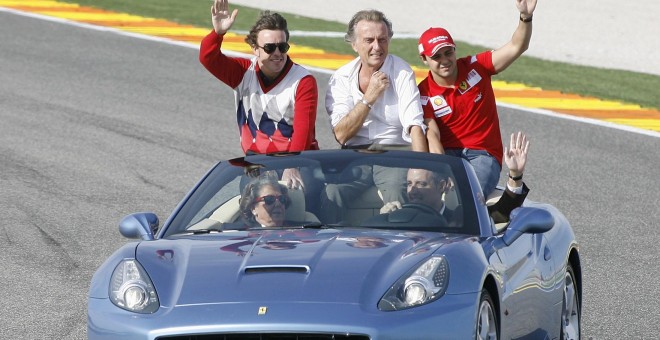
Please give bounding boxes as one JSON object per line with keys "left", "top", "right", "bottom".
{"left": 88, "top": 150, "right": 581, "bottom": 340}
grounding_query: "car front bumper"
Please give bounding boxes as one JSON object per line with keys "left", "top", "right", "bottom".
{"left": 88, "top": 292, "right": 479, "bottom": 340}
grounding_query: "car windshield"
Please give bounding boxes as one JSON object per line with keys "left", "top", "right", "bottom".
{"left": 162, "top": 150, "right": 479, "bottom": 237}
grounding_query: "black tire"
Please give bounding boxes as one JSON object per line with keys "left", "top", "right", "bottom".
{"left": 560, "top": 263, "right": 581, "bottom": 340}
{"left": 476, "top": 289, "right": 498, "bottom": 340}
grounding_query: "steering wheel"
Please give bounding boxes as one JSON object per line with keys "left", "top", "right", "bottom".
{"left": 401, "top": 203, "right": 440, "bottom": 216}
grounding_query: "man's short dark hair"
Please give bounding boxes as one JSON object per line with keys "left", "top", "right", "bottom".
{"left": 245, "top": 11, "right": 290, "bottom": 47}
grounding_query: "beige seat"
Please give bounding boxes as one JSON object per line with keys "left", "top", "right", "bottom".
{"left": 442, "top": 187, "right": 460, "bottom": 210}
{"left": 187, "top": 196, "right": 239, "bottom": 230}
{"left": 486, "top": 188, "right": 510, "bottom": 232}
{"left": 284, "top": 184, "right": 320, "bottom": 223}
{"left": 486, "top": 188, "right": 504, "bottom": 206}
{"left": 342, "top": 186, "right": 384, "bottom": 226}
{"left": 209, "top": 195, "right": 242, "bottom": 223}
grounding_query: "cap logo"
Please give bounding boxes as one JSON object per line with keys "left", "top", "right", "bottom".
{"left": 428, "top": 35, "right": 449, "bottom": 44}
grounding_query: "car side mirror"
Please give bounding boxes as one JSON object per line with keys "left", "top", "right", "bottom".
{"left": 484, "top": 207, "right": 554, "bottom": 256}
{"left": 119, "top": 212, "right": 159, "bottom": 240}
{"left": 501, "top": 207, "right": 554, "bottom": 246}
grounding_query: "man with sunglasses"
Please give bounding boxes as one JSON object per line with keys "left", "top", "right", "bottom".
{"left": 200, "top": 0, "right": 319, "bottom": 190}
{"left": 418, "top": 0, "right": 537, "bottom": 198}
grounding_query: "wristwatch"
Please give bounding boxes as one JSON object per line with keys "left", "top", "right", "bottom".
{"left": 509, "top": 173, "right": 523, "bottom": 181}
{"left": 360, "top": 99, "right": 373, "bottom": 109}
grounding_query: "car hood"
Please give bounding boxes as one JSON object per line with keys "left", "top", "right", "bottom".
{"left": 136, "top": 228, "right": 463, "bottom": 307}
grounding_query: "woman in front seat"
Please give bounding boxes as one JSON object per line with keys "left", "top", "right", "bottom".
{"left": 239, "top": 176, "right": 290, "bottom": 228}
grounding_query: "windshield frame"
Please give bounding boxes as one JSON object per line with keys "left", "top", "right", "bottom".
{"left": 159, "top": 150, "right": 482, "bottom": 238}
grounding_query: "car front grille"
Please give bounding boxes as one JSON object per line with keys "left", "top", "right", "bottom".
{"left": 157, "top": 334, "right": 369, "bottom": 340}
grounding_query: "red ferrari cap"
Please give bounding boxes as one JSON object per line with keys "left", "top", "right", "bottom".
{"left": 418, "top": 27, "right": 456, "bottom": 57}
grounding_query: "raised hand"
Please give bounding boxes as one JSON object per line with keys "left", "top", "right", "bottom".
{"left": 503, "top": 131, "right": 530, "bottom": 176}
{"left": 515, "top": 0, "right": 538, "bottom": 17}
{"left": 211, "top": 0, "right": 238, "bottom": 35}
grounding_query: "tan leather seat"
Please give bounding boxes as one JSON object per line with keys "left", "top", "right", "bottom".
{"left": 209, "top": 195, "right": 242, "bottom": 223}
{"left": 342, "top": 186, "right": 384, "bottom": 226}
{"left": 486, "top": 188, "right": 504, "bottom": 206}
{"left": 486, "top": 188, "right": 509, "bottom": 233}
{"left": 284, "top": 183, "right": 320, "bottom": 223}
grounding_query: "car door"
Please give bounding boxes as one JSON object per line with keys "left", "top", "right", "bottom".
{"left": 494, "top": 232, "right": 555, "bottom": 338}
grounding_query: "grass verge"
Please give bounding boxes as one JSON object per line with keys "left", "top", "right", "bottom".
{"left": 60, "top": 0, "right": 660, "bottom": 110}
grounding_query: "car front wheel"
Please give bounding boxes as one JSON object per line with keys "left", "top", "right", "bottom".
{"left": 476, "top": 289, "right": 498, "bottom": 340}
{"left": 561, "top": 263, "right": 581, "bottom": 340}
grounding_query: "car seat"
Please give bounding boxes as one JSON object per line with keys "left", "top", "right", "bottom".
{"left": 342, "top": 185, "right": 384, "bottom": 226}
{"left": 284, "top": 183, "right": 320, "bottom": 223}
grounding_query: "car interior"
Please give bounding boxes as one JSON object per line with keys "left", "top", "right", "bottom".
{"left": 188, "top": 180, "right": 319, "bottom": 230}
{"left": 182, "top": 157, "right": 508, "bottom": 234}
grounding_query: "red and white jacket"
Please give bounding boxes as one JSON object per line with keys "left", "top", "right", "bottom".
{"left": 200, "top": 30, "right": 319, "bottom": 154}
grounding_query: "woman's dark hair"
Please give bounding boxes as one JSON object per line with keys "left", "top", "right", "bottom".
{"left": 245, "top": 11, "right": 290, "bottom": 47}
{"left": 344, "top": 9, "right": 393, "bottom": 43}
{"left": 239, "top": 176, "right": 289, "bottom": 227}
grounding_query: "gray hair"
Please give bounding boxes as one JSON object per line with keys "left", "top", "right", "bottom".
{"left": 344, "top": 9, "right": 394, "bottom": 43}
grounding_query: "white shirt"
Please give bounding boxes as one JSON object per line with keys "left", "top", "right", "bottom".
{"left": 325, "top": 55, "right": 425, "bottom": 146}
{"left": 507, "top": 182, "right": 524, "bottom": 194}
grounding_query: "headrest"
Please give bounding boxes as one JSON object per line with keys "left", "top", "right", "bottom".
{"left": 280, "top": 181, "right": 306, "bottom": 222}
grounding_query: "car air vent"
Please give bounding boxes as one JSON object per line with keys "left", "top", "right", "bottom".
{"left": 244, "top": 265, "right": 310, "bottom": 274}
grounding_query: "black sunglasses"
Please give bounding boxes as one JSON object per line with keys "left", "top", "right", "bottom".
{"left": 257, "top": 42, "right": 290, "bottom": 54}
{"left": 255, "top": 194, "right": 287, "bottom": 206}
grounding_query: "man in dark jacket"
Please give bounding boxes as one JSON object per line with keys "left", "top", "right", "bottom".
{"left": 380, "top": 131, "right": 530, "bottom": 224}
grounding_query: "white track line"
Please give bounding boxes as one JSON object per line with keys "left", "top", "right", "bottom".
{"left": 3, "top": 7, "right": 658, "bottom": 139}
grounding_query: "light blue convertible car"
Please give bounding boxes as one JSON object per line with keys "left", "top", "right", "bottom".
{"left": 88, "top": 150, "right": 581, "bottom": 339}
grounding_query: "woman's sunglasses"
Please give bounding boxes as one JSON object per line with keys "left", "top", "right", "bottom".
{"left": 255, "top": 194, "right": 288, "bottom": 206}
{"left": 257, "top": 42, "right": 290, "bottom": 54}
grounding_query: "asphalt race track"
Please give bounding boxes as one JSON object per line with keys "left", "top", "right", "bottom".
{"left": 1, "top": 11, "right": 659, "bottom": 339}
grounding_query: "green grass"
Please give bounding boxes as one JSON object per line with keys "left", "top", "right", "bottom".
{"left": 61, "top": 0, "right": 660, "bottom": 110}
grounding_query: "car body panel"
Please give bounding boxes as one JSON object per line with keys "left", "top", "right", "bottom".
{"left": 88, "top": 150, "right": 580, "bottom": 339}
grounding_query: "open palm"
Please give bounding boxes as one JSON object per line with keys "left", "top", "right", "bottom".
{"left": 211, "top": 0, "right": 238, "bottom": 34}
{"left": 515, "top": 0, "right": 538, "bottom": 17}
{"left": 504, "top": 131, "right": 529, "bottom": 174}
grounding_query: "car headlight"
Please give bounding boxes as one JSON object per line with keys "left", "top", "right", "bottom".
{"left": 109, "top": 259, "right": 159, "bottom": 313}
{"left": 378, "top": 256, "right": 449, "bottom": 311}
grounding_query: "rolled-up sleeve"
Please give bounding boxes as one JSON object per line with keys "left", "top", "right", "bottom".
{"left": 396, "top": 68, "right": 426, "bottom": 142}
{"left": 325, "top": 73, "right": 354, "bottom": 128}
